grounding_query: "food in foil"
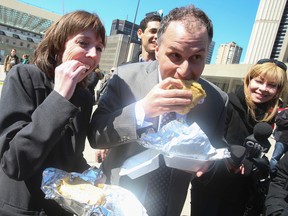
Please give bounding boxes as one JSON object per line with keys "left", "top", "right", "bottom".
{"left": 58, "top": 178, "right": 106, "bottom": 206}
{"left": 41, "top": 167, "right": 148, "bottom": 216}
{"left": 136, "top": 120, "right": 230, "bottom": 173}
{"left": 140, "top": 120, "right": 222, "bottom": 160}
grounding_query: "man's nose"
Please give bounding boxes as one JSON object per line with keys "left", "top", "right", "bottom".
{"left": 177, "top": 61, "right": 191, "bottom": 76}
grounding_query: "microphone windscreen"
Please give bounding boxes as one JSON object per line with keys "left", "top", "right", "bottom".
{"left": 229, "top": 145, "right": 246, "bottom": 167}
{"left": 253, "top": 122, "right": 272, "bottom": 141}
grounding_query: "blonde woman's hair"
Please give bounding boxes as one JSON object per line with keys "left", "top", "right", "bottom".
{"left": 243, "top": 60, "right": 287, "bottom": 122}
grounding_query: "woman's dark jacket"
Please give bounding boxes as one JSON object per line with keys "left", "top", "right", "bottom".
{"left": 191, "top": 86, "right": 272, "bottom": 216}
{"left": 224, "top": 86, "right": 272, "bottom": 214}
{"left": 0, "top": 64, "right": 92, "bottom": 215}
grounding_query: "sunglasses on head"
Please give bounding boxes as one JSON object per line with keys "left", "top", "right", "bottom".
{"left": 257, "top": 58, "right": 287, "bottom": 72}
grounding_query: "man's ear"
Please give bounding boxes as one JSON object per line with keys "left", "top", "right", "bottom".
{"left": 137, "top": 29, "right": 143, "bottom": 40}
{"left": 155, "top": 45, "right": 159, "bottom": 60}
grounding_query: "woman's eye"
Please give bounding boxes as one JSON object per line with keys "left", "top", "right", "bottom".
{"left": 268, "top": 83, "right": 277, "bottom": 89}
{"left": 96, "top": 46, "right": 103, "bottom": 53}
{"left": 255, "top": 79, "right": 263, "bottom": 84}
{"left": 77, "top": 40, "right": 88, "bottom": 47}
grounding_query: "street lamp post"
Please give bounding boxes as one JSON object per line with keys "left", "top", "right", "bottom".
{"left": 125, "top": 0, "right": 141, "bottom": 62}
{"left": 62, "top": 0, "right": 64, "bottom": 15}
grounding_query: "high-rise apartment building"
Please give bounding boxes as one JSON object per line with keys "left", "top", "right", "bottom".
{"left": 244, "top": 0, "right": 288, "bottom": 63}
{"left": 215, "top": 42, "right": 243, "bottom": 64}
{"left": 206, "top": 41, "right": 215, "bottom": 64}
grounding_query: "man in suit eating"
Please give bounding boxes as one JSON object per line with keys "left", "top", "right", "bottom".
{"left": 88, "top": 4, "right": 228, "bottom": 216}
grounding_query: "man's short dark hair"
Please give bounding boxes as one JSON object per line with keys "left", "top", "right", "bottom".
{"left": 139, "top": 14, "right": 162, "bottom": 32}
{"left": 157, "top": 5, "right": 213, "bottom": 44}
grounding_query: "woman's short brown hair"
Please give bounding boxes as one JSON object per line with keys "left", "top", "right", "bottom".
{"left": 33, "top": 10, "right": 106, "bottom": 81}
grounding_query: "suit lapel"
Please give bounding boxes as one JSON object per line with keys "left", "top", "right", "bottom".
{"left": 143, "top": 61, "right": 159, "bottom": 93}
{"left": 142, "top": 61, "right": 160, "bottom": 130}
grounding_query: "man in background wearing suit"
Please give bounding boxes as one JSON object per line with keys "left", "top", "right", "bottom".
{"left": 89, "top": 5, "right": 228, "bottom": 216}
{"left": 95, "top": 14, "right": 162, "bottom": 162}
{"left": 131, "top": 13, "right": 162, "bottom": 63}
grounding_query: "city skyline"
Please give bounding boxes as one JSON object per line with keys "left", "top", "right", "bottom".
{"left": 18, "top": 0, "right": 260, "bottom": 63}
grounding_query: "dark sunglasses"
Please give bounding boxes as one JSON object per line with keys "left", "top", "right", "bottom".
{"left": 257, "top": 58, "right": 287, "bottom": 72}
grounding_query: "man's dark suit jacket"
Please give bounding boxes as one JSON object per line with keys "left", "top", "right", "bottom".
{"left": 88, "top": 60, "right": 228, "bottom": 215}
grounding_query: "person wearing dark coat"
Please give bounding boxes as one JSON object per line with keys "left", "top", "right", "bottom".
{"left": 0, "top": 11, "right": 106, "bottom": 216}
{"left": 87, "top": 67, "right": 105, "bottom": 105}
{"left": 265, "top": 151, "right": 288, "bottom": 215}
{"left": 129, "top": 14, "right": 161, "bottom": 63}
{"left": 270, "top": 108, "right": 288, "bottom": 173}
{"left": 191, "top": 59, "right": 288, "bottom": 216}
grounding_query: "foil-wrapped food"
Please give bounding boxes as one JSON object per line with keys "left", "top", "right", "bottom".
{"left": 137, "top": 120, "right": 230, "bottom": 172}
{"left": 140, "top": 120, "right": 229, "bottom": 160}
{"left": 41, "top": 167, "right": 148, "bottom": 216}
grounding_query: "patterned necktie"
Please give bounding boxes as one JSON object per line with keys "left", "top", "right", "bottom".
{"left": 160, "top": 112, "right": 176, "bottom": 129}
{"left": 144, "top": 112, "right": 175, "bottom": 216}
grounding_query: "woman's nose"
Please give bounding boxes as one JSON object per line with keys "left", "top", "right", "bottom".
{"left": 259, "top": 83, "right": 269, "bottom": 91}
{"left": 87, "top": 47, "right": 97, "bottom": 58}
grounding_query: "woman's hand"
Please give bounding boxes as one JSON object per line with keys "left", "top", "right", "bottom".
{"left": 54, "top": 60, "right": 90, "bottom": 100}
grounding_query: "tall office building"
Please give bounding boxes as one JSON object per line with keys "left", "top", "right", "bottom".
{"left": 244, "top": 0, "right": 288, "bottom": 63}
{"left": 110, "top": 19, "right": 140, "bottom": 43}
{"left": 146, "top": 10, "right": 163, "bottom": 18}
{"left": 206, "top": 41, "right": 215, "bottom": 64}
{"left": 99, "top": 34, "right": 141, "bottom": 72}
{"left": 99, "top": 19, "right": 142, "bottom": 71}
{"left": 215, "top": 42, "right": 243, "bottom": 64}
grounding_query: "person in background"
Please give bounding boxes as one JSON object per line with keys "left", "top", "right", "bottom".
{"left": 130, "top": 14, "right": 162, "bottom": 63}
{"left": 88, "top": 5, "right": 228, "bottom": 216}
{"left": 191, "top": 59, "right": 288, "bottom": 216}
{"left": 4, "top": 48, "right": 19, "bottom": 73}
{"left": 20, "top": 53, "right": 30, "bottom": 64}
{"left": 270, "top": 106, "right": 288, "bottom": 174}
{"left": 0, "top": 10, "right": 105, "bottom": 215}
{"left": 94, "top": 67, "right": 114, "bottom": 162}
{"left": 95, "top": 14, "right": 162, "bottom": 163}
{"left": 87, "top": 66, "right": 105, "bottom": 105}
{"left": 265, "top": 150, "right": 288, "bottom": 215}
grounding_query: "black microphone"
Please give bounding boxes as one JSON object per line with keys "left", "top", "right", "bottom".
{"left": 224, "top": 145, "right": 246, "bottom": 173}
{"left": 243, "top": 122, "right": 272, "bottom": 158}
{"left": 229, "top": 145, "right": 246, "bottom": 167}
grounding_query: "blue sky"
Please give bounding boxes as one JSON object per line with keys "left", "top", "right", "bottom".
{"left": 18, "top": 0, "right": 260, "bottom": 63}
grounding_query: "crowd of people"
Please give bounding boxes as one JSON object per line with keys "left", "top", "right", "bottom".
{"left": 0, "top": 4, "right": 288, "bottom": 216}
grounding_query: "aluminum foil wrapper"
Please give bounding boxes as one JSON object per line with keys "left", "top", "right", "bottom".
{"left": 139, "top": 120, "right": 230, "bottom": 161}
{"left": 41, "top": 167, "right": 148, "bottom": 216}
